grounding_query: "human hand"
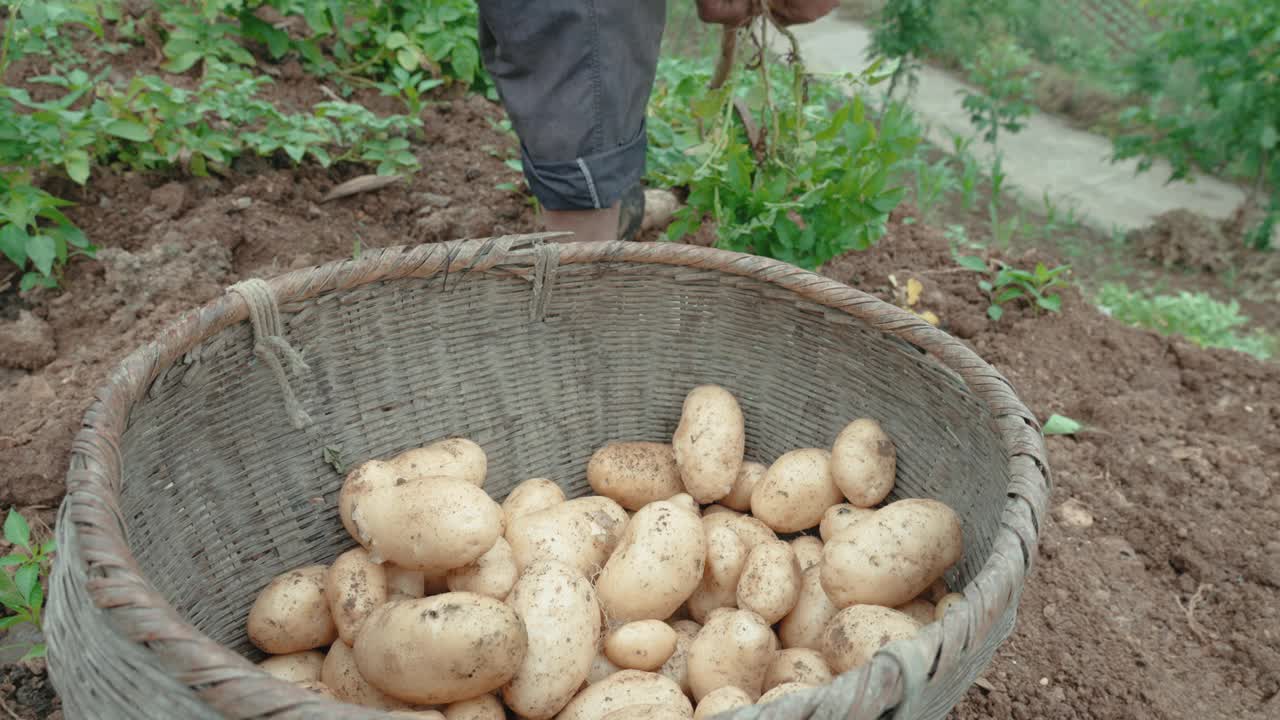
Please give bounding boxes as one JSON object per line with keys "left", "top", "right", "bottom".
{"left": 695, "top": 0, "right": 839, "bottom": 27}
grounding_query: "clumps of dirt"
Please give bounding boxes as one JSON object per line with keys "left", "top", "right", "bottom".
{"left": 1127, "top": 209, "right": 1280, "bottom": 292}
{"left": 0, "top": 312, "right": 57, "bottom": 370}
{"left": 0, "top": 662, "right": 60, "bottom": 720}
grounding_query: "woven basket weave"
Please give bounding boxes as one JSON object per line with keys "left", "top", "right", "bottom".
{"left": 45, "top": 236, "right": 1049, "bottom": 720}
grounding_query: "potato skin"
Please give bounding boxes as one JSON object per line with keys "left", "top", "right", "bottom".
{"left": 326, "top": 547, "right": 387, "bottom": 645}
{"left": 895, "top": 597, "right": 937, "bottom": 625}
{"left": 669, "top": 493, "right": 701, "bottom": 517}
{"left": 247, "top": 565, "right": 336, "bottom": 654}
{"left": 605, "top": 620, "right": 679, "bottom": 671}
{"left": 935, "top": 592, "right": 965, "bottom": 621}
{"left": 819, "top": 504, "right": 876, "bottom": 542}
{"left": 322, "top": 640, "right": 411, "bottom": 711}
{"left": 757, "top": 682, "right": 814, "bottom": 705}
{"left": 391, "top": 437, "right": 487, "bottom": 487}
{"left": 686, "top": 609, "right": 776, "bottom": 702}
{"left": 822, "top": 605, "right": 921, "bottom": 673}
{"left": 778, "top": 565, "right": 838, "bottom": 651}
{"left": 601, "top": 705, "right": 691, "bottom": 720}
{"left": 693, "top": 686, "right": 752, "bottom": 719}
{"left": 354, "top": 593, "right": 527, "bottom": 705}
{"left": 736, "top": 541, "right": 801, "bottom": 625}
{"left": 385, "top": 565, "right": 426, "bottom": 601}
{"left": 351, "top": 475, "right": 503, "bottom": 574}
{"left": 446, "top": 537, "right": 518, "bottom": 600}
{"left": 658, "top": 619, "right": 701, "bottom": 696}
{"left": 444, "top": 693, "right": 504, "bottom": 720}
{"left": 701, "top": 513, "right": 778, "bottom": 553}
{"left": 830, "top": 419, "right": 896, "bottom": 507}
{"left": 763, "top": 648, "right": 832, "bottom": 691}
{"left": 750, "top": 449, "right": 843, "bottom": 533}
{"left": 672, "top": 385, "right": 745, "bottom": 504}
{"left": 790, "top": 536, "right": 823, "bottom": 573}
{"left": 821, "top": 499, "right": 963, "bottom": 608}
{"left": 720, "top": 461, "right": 766, "bottom": 513}
{"left": 340, "top": 460, "right": 398, "bottom": 548}
{"left": 588, "top": 442, "right": 685, "bottom": 511}
{"left": 557, "top": 670, "right": 693, "bottom": 720}
{"left": 588, "top": 650, "right": 624, "bottom": 685}
{"left": 390, "top": 711, "right": 446, "bottom": 719}
{"left": 506, "top": 496, "right": 629, "bottom": 577}
{"left": 297, "top": 680, "right": 340, "bottom": 699}
{"left": 686, "top": 524, "right": 747, "bottom": 623}
{"left": 502, "top": 561, "right": 601, "bottom": 719}
{"left": 597, "top": 501, "right": 706, "bottom": 623}
{"left": 258, "top": 650, "right": 325, "bottom": 683}
{"left": 502, "top": 478, "right": 565, "bottom": 522}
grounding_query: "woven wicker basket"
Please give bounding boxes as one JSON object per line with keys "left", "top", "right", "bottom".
{"left": 46, "top": 236, "right": 1049, "bottom": 720}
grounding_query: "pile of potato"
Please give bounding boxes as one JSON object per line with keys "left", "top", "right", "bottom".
{"left": 246, "top": 384, "right": 964, "bottom": 719}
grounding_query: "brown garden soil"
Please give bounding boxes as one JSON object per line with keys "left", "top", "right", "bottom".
{"left": 2, "top": 24, "right": 1279, "bottom": 720}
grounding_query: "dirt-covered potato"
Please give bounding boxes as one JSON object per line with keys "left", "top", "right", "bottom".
{"left": 830, "top": 419, "right": 896, "bottom": 507}
{"left": 557, "top": 670, "right": 693, "bottom": 720}
{"left": 506, "top": 496, "right": 629, "bottom": 577}
{"left": 503, "top": 561, "right": 601, "bottom": 719}
{"left": 347, "top": 474, "right": 504, "bottom": 574}
{"left": 819, "top": 503, "right": 875, "bottom": 542}
{"left": 687, "top": 609, "right": 776, "bottom": 702}
{"left": 446, "top": 536, "right": 518, "bottom": 600}
{"left": 326, "top": 547, "right": 387, "bottom": 645}
{"left": 588, "top": 650, "right": 624, "bottom": 685}
{"left": 750, "top": 449, "right": 843, "bottom": 533}
{"left": 322, "top": 640, "right": 411, "bottom": 711}
{"left": 720, "top": 461, "right": 766, "bottom": 513}
{"left": 658, "top": 619, "right": 701, "bottom": 696}
{"left": 821, "top": 605, "right": 922, "bottom": 674}
{"left": 692, "top": 686, "right": 753, "bottom": 720}
{"left": 258, "top": 650, "right": 324, "bottom": 683}
{"left": 687, "top": 524, "right": 747, "bottom": 623}
{"left": 669, "top": 493, "right": 700, "bottom": 516}
{"left": 588, "top": 441, "right": 685, "bottom": 511}
{"left": 736, "top": 541, "right": 801, "bottom": 625}
{"left": 605, "top": 620, "right": 679, "bottom": 672}
{"left": 339, "top": 460, "right": 397, "bottom": 544}
{"left": 895, "top": 597, "right": 937, "bottom": 625}
{"left": 354, "top": 592, "right": 527, "bottom": 705}
{"left": 443, "top": 693, "right": 504, "bottom": 720}
{"left": 296, "top": 680, "right": 340, "bottom": 700}
{"left": 757, "top": 682, "right": 813, "bottom": 705}
{"left": 821, "top": 499, "right": 962, "bottom": 608}
{"left": 778, "top": 565, "right": 838, "bottom": 651}
{"left": 385, "top": 565, "right": 426, "bottom": 600}
{"left": 389, "top": 711, "right": 446, "bottom": 720}
{"left": 935, "top": 592, "right": 965, "bottom": 621}
{"left": 702, "top": 512, "right": 778, "bottom": 553}
{"left": 597, "top": 501, "right": 706, "bottom": 623}
{"left": 763, "top": 648, "right": 832, "bottom": 691}
{"left": 502, "top": 478, "right": 565, "bottom": 522}
{"left": 673, "top": 385, "right": 745, "bottom": 504}
{"left": 391, "top": 437, "right": 487, "bottom": 487}
{"left": 790, "top": 536, "right": 823, "bottom": 573}
{"left": 701, "top": 504, "right": 740, "bottom": 517}
{"left": 601, "top": 705, "right": 691, "bottom": 720}
{"left": 247, "top": 565, "right": 336, "bottom": 654}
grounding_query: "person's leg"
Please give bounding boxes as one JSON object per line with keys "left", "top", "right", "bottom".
{"left": 476, "top": 0, "right": 666, "bottom": 242}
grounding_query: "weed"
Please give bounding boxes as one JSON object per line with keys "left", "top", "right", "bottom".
{"left": 956, "top": 254, "right": 1070, "bottom": 320}
{"left": 1095, "top": 283, "right": 1276, "bottom": 360}
{"left": 959, "top": 39, "right": 1039, "bottom": 146}
{"left": 0, "top": 509, "right": 54, "bottom": 662}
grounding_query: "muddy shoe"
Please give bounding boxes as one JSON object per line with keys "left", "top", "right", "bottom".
{"left": 616, "top": 183, "right": 645, "bottom": 242}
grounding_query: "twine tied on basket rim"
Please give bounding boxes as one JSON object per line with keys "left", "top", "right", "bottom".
{"left": 227, "top": 277, "right": 313, "bottom": 430}
{"left": 529, "top": 238, "right": 561, "bottom": 322}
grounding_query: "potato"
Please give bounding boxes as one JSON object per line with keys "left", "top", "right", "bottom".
{"left": 687, "top": 609, "right": 776, "bottom": 702}
{"left": 557, "top": 670, "right": 692, "bottom": 720}
{"left": 750, "top": 449, "right": 843, "bottom": 533}
{"left": 669, "top": 493, "right": 701, "bottom": 517}
{"left": 386, "top": 565, "right": 426, "bottom": 600}
{"left": 258, "top": 650, "right": 324, "bottom": 683}
{"left": 658, "top": 619, "right": 701, "bottom": 696}
{"left": 503, "top": 561, "right": 601, "bottom": 719}
{"left": 506, "top": 496, "right": 629, "bottom": 577}
{"left": 935, "top": 592, "right": 965, "bottom": 621}
{"left": 701, "top": 505, "right": 740, "bottom": 517}
{"left": 588, "top": 441, "right": 685, "bottom": 511}
{"left": 502, "top": 478, "right": 566, "bottom": 521}
{"left": 350, "top": 475, "right": 503, "bottom": 574}
{"left": 757, "top": 682, "right": 813, "bottom": 705}
{"left": 763, "top": 648, "right": 832, "bottom": 691}
{"left": 790, "top": 536, "right": 823, "bottom": 573}
{"left": 778, "top": 566, "right": 838, "bottom": 651}
{"left": 326, "top": 547, "right": 387, "bottom": 645}
{"left": 686, "top": 524, "right": 747, "bottom": 623}
{"left": 720, "top": 461, "right": 766, "bottom": 513}
{"left": 821, "top": 605, "right": 921, "bottom": 674}
{"left": 588, "top": 650, "right": 624, "bottom": 685}
{"left": 819, "top": 504, "right": 875, "bottom": 542}
{"left": 924, "top": 578, "right": 951, "bottom": 603}
{"left": 322, "top": 640, "right": 411, "bottom": 711}
{"left": 597, "top": 501, "right": 706, "bottom": 623}
{"left": 354, "top": 592, "right": 527, "bottom": 705}
{"left": 736, "top": 541, "right": 801, "bottom": 625}
{"left": 297, "top": 680, "right": 339, "bottom": 700}
{"left": 693, "top": 686, "right": 753, "bottom": 719}
{"left": 830, "top": 419, "right": 895, "bottom": 507}
{"left": 821, "top": 499, "right": 962, "bottom": 608}
{"left": 444, "top": 694, "right": 504, "bottom": 720}
{"left": 391, "top": 437, "right": 487, "bottom": 487}
{"left": 247, "top": 565, "right": 336, "bottom": 654}
{"left": 896, "top": 597, "right": 936, "bottom": 625}
{"left": 672, "top": 385, "right": 745, "bottom": 504}
{"left": 702, "top": 513, "right": 777, "bottom": 552}
{"left": 339, "top": 460, "right": 397, "bottom": 544}
{"left": 605, "top": 620, "right": 679, "bottom": 672}
{"left": 446, "top": 537, "right": 518, "bottom": 600}
{"left": 602, "top": 705, "right": 691, "bottom": 720}
{"left": 390, "top": 712, "right": 446, "bottom": 720}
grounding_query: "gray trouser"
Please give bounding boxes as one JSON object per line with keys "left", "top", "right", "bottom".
{"left": 477, "top": 0, "right": 668, "bottom": 211}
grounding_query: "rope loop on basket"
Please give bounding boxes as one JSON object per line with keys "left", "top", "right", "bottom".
{"left": 529, "top": 239, "right": 560, "bottom": 322}
{"left": 228, "top": 278, "right": 313, "bottom": 429}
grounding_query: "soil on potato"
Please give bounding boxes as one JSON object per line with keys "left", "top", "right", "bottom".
{"left": 2, "top": 30, "right": 1279, "bottom": 720}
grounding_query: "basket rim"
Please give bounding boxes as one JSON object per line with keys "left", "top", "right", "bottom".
{"left": 49, "top": 235, "right": 1050, "bottom": 719}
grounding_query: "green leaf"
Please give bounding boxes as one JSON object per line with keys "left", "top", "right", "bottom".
{"left": 64, "top": 150, "right": 91, "bottom": 184}
{"left": 39, "top": 540, "right": 56, "bottom": 555}
{"left": 1043, "top": 414, "right": 1083, "bottom": 435}
{"left": 955, "top": 255, "right": 987, "bottom": 272}
{"left": 104, "top": 119, "right": 152, "bottom": 142}
{"left": 14, "top": 564, "right": 37, "bottom": 604}
{"left": 27, "top": 581, "right": 42, "bottom": 612}
{"left": 0, "top": 224, "right": 29, "bottom": 268}
{"left": 396, "top": 47, "right": 421, "bottom": 72}
{"left": 384, "top": 31, "right": 410, "bottom": 50}
{"left": 1262, "top": 125, "right": 1278, "bottom": 151}
{"left": 0, "top": 555, "right": 24, "bottom": 567}
{"left": 995, "top": 287, "right": 1025, "bottom": 304}
{"left": 1037, "top": 294, "right": 1063, "bottom": 313}
{"left": 163, "top": 51, "right": 204, "bottom": 74}
{"left": 0, "top": 615, "right": 26, "bottom": 630}
{"left": 20, "top": 644, "right": 46, "bottom": 662}
{"left": 26, "top": 236, "right": 57, "bottom": 277}
{"left": 977, "top": 279, "right": 993, "bottom": 293}
{"left": 450, "top": 42, "right": 479, "bottom": 85}
{"left": 987, "top": 304, "right": 1003, "bottom": 321}
{"left": 4, "top": 511, "right": 30, "bottom": 550}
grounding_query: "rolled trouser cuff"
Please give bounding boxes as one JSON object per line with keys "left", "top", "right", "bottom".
{"left": 520, "top": 121, "right": 649, "bottom": 211}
